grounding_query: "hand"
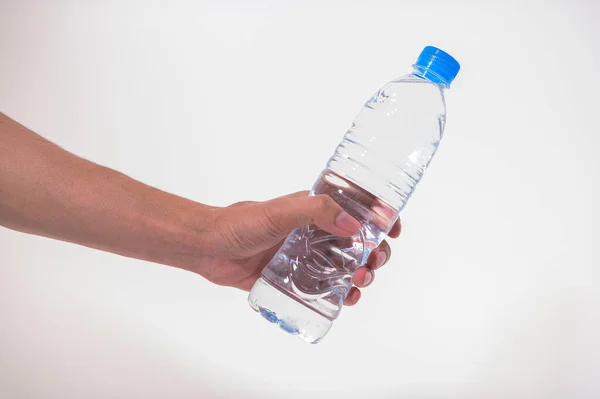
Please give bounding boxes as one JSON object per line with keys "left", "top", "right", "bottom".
{"left": 196, "top": 191, "right": 401, "bottom": 306}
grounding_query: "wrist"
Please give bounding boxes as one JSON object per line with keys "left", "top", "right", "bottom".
{"left": 85, "top": 169, "right": 219, "bottom": 274}
{"left": 142, "top": 196, "right": 219, "bottom": 274}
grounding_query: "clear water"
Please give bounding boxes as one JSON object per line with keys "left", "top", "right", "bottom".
{"left": 261, "top": 171, "right": 397, "bottom": 320}
{"left": 248, "top": 72, "right": 448, "bottom": 342}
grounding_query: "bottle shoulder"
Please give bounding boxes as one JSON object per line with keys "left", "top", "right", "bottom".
{"left": 365, "top": 73, "right": 447, "bottom": 116}
{"left": 390, "top": 73, "right": 444, "bottom": 86}
{"left": 388, "top": 74, "right": 446, "bottom": 102}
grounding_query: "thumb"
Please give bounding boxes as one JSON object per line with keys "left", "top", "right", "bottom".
{"left": 260, "top": 194, "right": 361, "bottom": 238}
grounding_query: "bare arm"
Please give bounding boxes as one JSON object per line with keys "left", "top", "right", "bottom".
{"left": 0, "top": 112, "right": 396, "bottom": 303}
{"left": 0, "top": 112, "right": 215, "bottom": 267}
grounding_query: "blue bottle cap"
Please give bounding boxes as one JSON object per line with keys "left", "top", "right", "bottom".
{"left": 413, "top": 46, "right": 460, "bottom": 86}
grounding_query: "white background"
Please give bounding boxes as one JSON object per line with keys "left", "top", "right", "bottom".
{"left": 1, "top": 1, "right": 599, "bottom": 398}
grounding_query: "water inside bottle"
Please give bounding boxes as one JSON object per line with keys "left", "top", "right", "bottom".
{"left": 260, "top": 170, "right": 397, "bottom": 321}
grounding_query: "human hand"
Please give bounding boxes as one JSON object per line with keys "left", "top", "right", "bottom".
{"left": 195, "top": 191, "right": 401, "bottom": 306}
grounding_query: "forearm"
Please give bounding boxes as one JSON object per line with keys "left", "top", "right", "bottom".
{"left": 0, "top": 112, "right": 214, "bottom": 268}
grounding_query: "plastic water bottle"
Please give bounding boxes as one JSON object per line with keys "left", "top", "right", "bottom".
{"left": 248, "top": 46, "right": 460, "bottom": 343}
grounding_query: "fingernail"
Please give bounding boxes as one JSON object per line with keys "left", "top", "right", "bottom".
{"left": 335, "top": 211, "right": 361, "bottom": 234}
{"left": 363, "top": 270, "right": 374, "bottom": 286}
{"left": 374, "top": 251, "right": 387, "bottom": 269}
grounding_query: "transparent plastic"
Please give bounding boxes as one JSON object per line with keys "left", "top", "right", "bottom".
{"left": 248, "top": 71, "right": 448, "bottom": 343}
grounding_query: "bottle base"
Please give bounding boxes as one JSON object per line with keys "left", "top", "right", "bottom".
{"left": 247, "top": 278, "right": 333, "bottom": 344}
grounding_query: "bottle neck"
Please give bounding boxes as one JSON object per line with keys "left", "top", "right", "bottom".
{"left": 411, "top": 65, "right": 450, "bottom": 88}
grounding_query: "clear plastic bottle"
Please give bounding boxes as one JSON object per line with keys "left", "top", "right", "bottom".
{"left": 248, "top": 46, "right": 461, "bottom": 343}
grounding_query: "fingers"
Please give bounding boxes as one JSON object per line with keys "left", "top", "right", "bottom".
{"left": 366, "top": 240, "right": 391, "bottom": 270}
{"left": 261, "top": 194, "right": 361, "bottom": 238}
{"left": 388, "top": 218, "right": 402, "bottom": 238}
{"left": 344, "top": 287, "right": 361, "bottom": 306}
{"left": 346, "top": 239, "right": 392, "bottom": 305}
{"left": 353, "top": 266, "right": 375, "bottom": 289}
{"left": 352, "top": 242, "right": 391, "bottom": 288}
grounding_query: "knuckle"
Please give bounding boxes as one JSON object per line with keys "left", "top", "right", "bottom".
{"left": 229, "top": 200, "right": 256, "bottom": 208}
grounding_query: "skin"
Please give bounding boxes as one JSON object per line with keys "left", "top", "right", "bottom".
{"left": 0, "top": 112, "right": 400, "bottom": 306}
